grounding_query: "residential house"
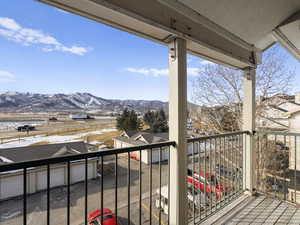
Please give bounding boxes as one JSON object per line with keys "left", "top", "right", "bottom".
{"left": 114, "top": 131, "right": 209, "bottom": 164}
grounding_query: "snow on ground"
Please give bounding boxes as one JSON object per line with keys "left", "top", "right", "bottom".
{"left": 0, "top": 128, "right": 116, "bottom": 149}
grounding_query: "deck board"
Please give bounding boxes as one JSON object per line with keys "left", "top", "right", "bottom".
{"left": 223, "top": 196, "right": 300, "bottom": 225}
{"left": 200, "top": 195, "right": 300, "bottom": 225}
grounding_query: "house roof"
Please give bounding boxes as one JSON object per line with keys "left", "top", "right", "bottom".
{"left": 122, "top": 130, "right": 139, "bottom": 138}
{"left": 286, "top": 109, "right": 300, "bottom": 117}
{"left": 268, "top": 105, "right": 288, "bottom": 113}
{"left": 0, "top": 142, "right": 89, "bottom": 164}
{"left": 114, "top": 131, "right": 169, "bottom": 145}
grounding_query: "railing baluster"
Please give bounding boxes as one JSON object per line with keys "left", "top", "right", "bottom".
{"left": 198, "top": 141, "right": 201, "bottom": 220}
{"left": 23, "top": 168, "right": 27, "bottom": 225}
{"left": 231, "top": 135, "right": 234, "bottom": 200}
{"left": 218, "top": 138, "right": 221, "bottom": 208}
{"left": 128, "top": 152, "right": 131, "bottom": 224}
{"left": 47, "top": 164, "right": 50, "bottom": 225}
{"left": 294, "top": 136, "right": 297, "bottom": 203}
{"left": 214, "top": 138, "right": 217, "bottom": 211}
{"left": 67, "top": 161, "right": 70, "bottom": 225}
{"left": 225, "top": 136, "right": 228, "bottom": 204}
{"left": 101, "top": 156, "right": 104, "bottom": 225}
{"left": 235, "top": 135, "right": 237, "bottom": 197}
{"left": 284, "top": 135, "right": 287, "bottom": 201}
{"left": 149, "top": 148, "right": 153, "bottom": 225}
{"left": 192, "top": 142, "right": 195, "bottom": 224}
{"left": 240, "top": 134, "right": 242, "bottom": 191}
{"left": 222, "top": 136, "right": 225, "bottom": 206}
{"left": 85, "top": 158, "right": 88, "bottom": 225}
{"left": 274, "top": 134, "right": 277, "bottom": 199}
{"left": 265, "top": 134, "right": 268, "bottom": 194}
{"left": 159, "top": 147, "right": 162, "bottom": 225}
{"left": 115, "top": 154, "right": 118, "bottom": 220}
{"left": 139, "top": 150, "right": 142, "bottom": 225}
{"left": 204, "top": 139, "right": 207, "bottom": 219}
{"left": 209, "top": 138, "right": 212, "bottom": 215}
{"left": 168, "top": 146, "right": 170, "bottom": 225}
{"left": 257, "top": 134, "right": 260, "bottom": 192}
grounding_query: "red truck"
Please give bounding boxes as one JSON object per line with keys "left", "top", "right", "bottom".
{"left": 187, "top": 169, "right": 231, "bottom": 200}
{"left": 88, "top": 208, "right": 118, "bottom": 225}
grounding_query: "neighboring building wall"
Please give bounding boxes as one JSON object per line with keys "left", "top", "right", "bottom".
{"left": 0, "top": 160, "right": 97, "bottom": 200}
{"left": 289, "top": 113, "right": 300, "bottom": 171}
{"left": 279, "top": 102, "right": 300, "bottom": 112}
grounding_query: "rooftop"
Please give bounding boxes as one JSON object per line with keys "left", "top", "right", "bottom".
{"left": 0, "top": 141, "right": 90, "bottom": 164}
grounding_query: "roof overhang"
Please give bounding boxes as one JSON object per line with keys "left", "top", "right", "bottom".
{"left": 38, "top": 0, "right": 259, "bottom": 69}
{"left": 38, "top": 0, "right": 300, "bottom": 68}
{"left": 273, "top": 10, "right": 300, "bottom": 61}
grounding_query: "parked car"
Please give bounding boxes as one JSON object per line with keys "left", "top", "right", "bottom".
{"left": 155, "top": 185, "right": 209, "bottom": 214}
{"left": 88, "top": 208, "right": 118, "bottom": 225}
{"left": 187, "top": 169, "right": 231, "bottom": 200}
{"left": 16, "top": 125, "right": 35, "bottom": 132}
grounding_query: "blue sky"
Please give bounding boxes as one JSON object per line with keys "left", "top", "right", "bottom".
{"left": 0, "top": 0, "right": 299, "bottom": 102}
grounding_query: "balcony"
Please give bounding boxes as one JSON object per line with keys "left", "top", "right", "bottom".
{"left": 1, "top": 130, "right": 300, "bottom": 225}
{"left": 1, "top": 0, "right": 300, "bottom": 224}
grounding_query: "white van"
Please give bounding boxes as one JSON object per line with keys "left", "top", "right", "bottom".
{"left": 155, "top": 185, "right": 209, "bottom": 214}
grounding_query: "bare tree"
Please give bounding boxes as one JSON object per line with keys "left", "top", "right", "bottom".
{"left": 192, "top": 45, "right": 295, "bottom": 132}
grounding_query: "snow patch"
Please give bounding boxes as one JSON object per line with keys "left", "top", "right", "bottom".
{"left": 0, "top": 128, "right": 116, "bottom": 149}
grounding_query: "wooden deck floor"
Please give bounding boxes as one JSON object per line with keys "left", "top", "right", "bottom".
{"left": 201, "top": 195, "right": 300, "bottom": 225}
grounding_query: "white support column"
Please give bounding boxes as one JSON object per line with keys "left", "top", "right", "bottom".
{"left": 169, "top": 38, "right": 188, "bottom": 225}
{"left": 242, "top": 67, "right": 256, "bottom": 194}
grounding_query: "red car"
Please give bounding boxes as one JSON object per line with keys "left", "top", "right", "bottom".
{"left": 187, "top": 169, "right": 230, "bottom": 200}
{"left": 88, "top": 208, "right": 118, "bottom": 225}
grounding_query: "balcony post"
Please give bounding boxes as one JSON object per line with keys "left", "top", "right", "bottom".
{"left": 242, "top": 67, "right": 256, "bottom": 194}
{"left": 168, "top": 37, "right": 188, "bottom": 225}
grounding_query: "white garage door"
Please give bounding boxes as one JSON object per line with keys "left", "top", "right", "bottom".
{"left": 0, "top": 174, "right": 23, "bottom": 199}
{"left": 36, "top": 170, "right": 47, "bottom": 191}
{"left": 50, "top": 167, "right": 65, "bottom": 188}
{"left": 71, "top": 164, "right": 85, "bottom": 184}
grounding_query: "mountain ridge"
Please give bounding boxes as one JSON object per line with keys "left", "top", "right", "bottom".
{"left": 0, "top": 91, "right": 169, "bottom": 113}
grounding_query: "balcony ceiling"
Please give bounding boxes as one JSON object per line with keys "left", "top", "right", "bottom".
{"left": 179, "top": 0, "right": 300, "bottom": 61}
{"left": 39, "top": 0, "right": 300, "bottom": 68}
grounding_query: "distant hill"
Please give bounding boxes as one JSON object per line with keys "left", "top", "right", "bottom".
{"left": 0, "top": 92, "right": 169, "bottom": 113}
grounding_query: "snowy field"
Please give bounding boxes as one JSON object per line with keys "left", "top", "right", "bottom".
{"left": 0, "top": 128, "right": 116, "bottom": 149}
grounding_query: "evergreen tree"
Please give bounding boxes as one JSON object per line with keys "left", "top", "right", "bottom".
{"left": 116, "top": 108, "right": 142, "bottom": 131}
{"left": 143, "top": 110, "right": 155, "bottom": 126}
{"left": 143, "top": 109, "right": 169, "bottom": 133}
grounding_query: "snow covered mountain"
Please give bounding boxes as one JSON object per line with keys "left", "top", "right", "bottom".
{"left": 0, "top": 92, "right": 167, "bottom": 113}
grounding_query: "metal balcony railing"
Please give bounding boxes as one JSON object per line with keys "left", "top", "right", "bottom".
{"left": 187, "top": 131, "right": 248, "bottom": 224}
{"left": 4, "top": 130, "right": 298, "bottom": 225}
{"left": 255, "top": 131, "right": 300, "bottom": 204}
{"left": 0, "top": 141, "right": 175, "bottom": 225}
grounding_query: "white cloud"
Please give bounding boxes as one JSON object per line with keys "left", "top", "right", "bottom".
{"left": 0, "top": 71, "right": 16, "bottom": 83}
{"left": 0, "top": 17, "right": 90, "bottom": 56}
{"left": 200, "top": 60, "right": 214, "bottom": 65}
{"left": 126, "top": 68, "right": 169, "bottom": 77}
{"left": 126, "top": 67, "right": 201, "bottom": 77}
{"left": 187, "top": 68, "right": 202, "bottom": 76}
{"left": 0, "top": 18, "right": 21, "bottom": 31}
